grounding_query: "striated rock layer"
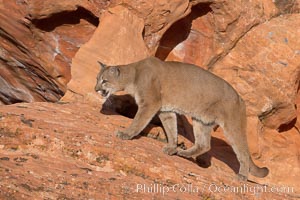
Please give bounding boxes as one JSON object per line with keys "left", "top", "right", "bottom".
{"left": 0, "top": 1, "right": 102, "bottom": 104}
{"left": 0, "top": 102, "right": 299, "bottom": 199}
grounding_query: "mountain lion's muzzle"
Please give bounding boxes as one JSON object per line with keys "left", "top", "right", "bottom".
{"left": 95, "top": 88, "right": 109, "bottom": 98}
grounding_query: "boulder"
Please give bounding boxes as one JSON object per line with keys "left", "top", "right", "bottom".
{"left": 212, "top": 14, "right": 300, "bottom": 130}
{"left": 156, "top": 1, "right": 300, "bottom": 130}
{"left": 62, "top": 5, "right": 149, "bottom": 102}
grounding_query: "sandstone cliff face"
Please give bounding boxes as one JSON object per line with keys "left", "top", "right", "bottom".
{"left": 1, "top": 0, "right": 300, "bottom": 199}
{"left": 1, "top": 0, "right": 299, "bottom": 129}
{"left": 0, "top": 0, "right": 100, "bottom": 104}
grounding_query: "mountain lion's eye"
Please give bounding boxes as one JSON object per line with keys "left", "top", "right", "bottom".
{"left": 102, "top": 80, "right": 108, "bottom": 84}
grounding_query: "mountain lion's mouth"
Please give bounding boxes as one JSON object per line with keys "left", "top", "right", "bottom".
{"left": 102, "top": 90, "right": 109, "bottom": 97}
{"left": 97, "top": 90, "right": 109, "bottom": 98}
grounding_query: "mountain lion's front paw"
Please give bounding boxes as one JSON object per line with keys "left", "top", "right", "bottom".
{"left": 176, "top": 149, "right": 192, "bottom": 158}
{"left": 162, "top": 145, "right": 177, "bottom": 155}
{"left": 115, "top": 131, "right": 132, "bottom": 140}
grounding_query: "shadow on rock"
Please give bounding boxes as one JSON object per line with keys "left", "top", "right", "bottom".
{"left": 195, "top": 137, "right": 240, "bottom": 174}
{"left": 100, "top": 94, "right": 137, "bottom": 117}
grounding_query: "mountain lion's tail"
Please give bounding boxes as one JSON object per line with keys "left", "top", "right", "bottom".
{"left": 249, "top": 157, "right": 269, "bottom": 178}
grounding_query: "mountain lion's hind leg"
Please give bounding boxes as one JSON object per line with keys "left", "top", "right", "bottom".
{"left": 158, "top": 112, "right": 178, "bottom": 155}
{"left": 177, "top": 119, "right": 212, "bottom": 158}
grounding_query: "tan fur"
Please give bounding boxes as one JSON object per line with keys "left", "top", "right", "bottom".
{"left": 95, "top": 57, "right": 269, "bottom": 181}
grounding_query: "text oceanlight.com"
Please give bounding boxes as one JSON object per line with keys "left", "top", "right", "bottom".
{"left": 136, "top": 183, "right": 294, "bottom": 196}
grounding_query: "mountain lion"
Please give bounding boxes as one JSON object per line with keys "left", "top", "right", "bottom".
{"left": 95, "top": 56, "right": 269, "bottom": 181}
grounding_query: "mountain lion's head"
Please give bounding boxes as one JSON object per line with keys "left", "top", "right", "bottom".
{"left": 95, "top": 61, "right": 122, "bottom": 99}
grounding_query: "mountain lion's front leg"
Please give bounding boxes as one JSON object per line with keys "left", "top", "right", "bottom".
{"left": 116, "top": 102, "right": 160, "bottom": 140}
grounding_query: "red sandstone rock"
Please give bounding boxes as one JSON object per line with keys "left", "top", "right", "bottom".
{"left": 62, "top": 5, "right": 149, "bottom": 102}
{"left": 212, "top": 14, "right": 300, "bottom": 130}
{"left": 0, "top": 102, "right": 299, "bottom": 199}
{"left": 155, "top": 1, "right": 300, "bottom": 130}
{"left": 0, "top": 1, "right": 99, "bottom": 104}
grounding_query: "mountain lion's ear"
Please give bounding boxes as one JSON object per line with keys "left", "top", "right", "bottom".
{"left": 97, "top": 61, "right": 107, "bottom": 71}
{"left": 108, "top": 66, "right": 120, "bottom": 77}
